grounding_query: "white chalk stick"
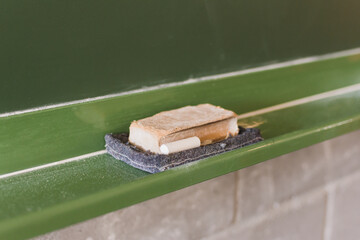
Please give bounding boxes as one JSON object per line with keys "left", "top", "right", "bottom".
{"left": 160, "top": 136, "right": 201, "bottom": 155}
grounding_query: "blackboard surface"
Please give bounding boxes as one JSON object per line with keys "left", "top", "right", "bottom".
{"left": 1, "top": 0, "right": 360, "bottom": 112}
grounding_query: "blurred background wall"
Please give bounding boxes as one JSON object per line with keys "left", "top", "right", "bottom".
{"left": 34, "top": 130, "right": 360, "bottom": 240}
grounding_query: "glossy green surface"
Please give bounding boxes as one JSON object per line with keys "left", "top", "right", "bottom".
{"left": 1, "top": 54, "right": 360, "bottom": 175}
{"left": 1, "top": 53, "right": 360, "bottom": 239}
{"left": 1, "top": 0, "right": 360, "bottom": 112}
{"left": 0, "top": 94, "right": 359, "bottom": 239}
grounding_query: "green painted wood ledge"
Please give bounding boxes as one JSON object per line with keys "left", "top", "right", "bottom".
{"left": 1, "top": 52, "right": 360, "bottom": 239}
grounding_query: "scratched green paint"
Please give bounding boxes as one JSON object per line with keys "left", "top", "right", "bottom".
{"left": 1, "top": 55, "right": 360, "bottom": 175}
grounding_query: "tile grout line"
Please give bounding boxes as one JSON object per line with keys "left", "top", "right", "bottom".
{"left": 0, "top": 150, "right": 107, "bottom": 179}
{"left": 206, "top": 171, "right": 240, "bottom": 238}
{"left": 205, "top": 163, "right": 360, "bottom": 240}
{"left": 323, "top": 185, "right": 335, "bottom": 240}
{"left": 209, "top": 184, "right": 325, "bottom": 239}
{"left": 1, "top": 47, "right": 360, "bottom": 119}
{"left": 231, "top": 171, "right": 239, "bottom": 224}
{"left": 323, "top": 141, "right": 334, "bottom": 240}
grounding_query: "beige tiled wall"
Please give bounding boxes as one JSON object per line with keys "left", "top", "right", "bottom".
{"left": 35, "top": 130, "right": 360, "bottom": 240}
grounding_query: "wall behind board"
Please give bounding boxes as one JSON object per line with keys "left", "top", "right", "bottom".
{"left": 1, "top": 0, "right": 360, "bottom": 112}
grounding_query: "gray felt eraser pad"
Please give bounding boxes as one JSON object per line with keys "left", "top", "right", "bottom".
{"left": 105, "top": 128, "right": 263, "bottom": 173}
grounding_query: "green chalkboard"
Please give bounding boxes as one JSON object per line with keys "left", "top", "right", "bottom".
{"left": 1, "top": 0, "right": 360, "bottom": 112}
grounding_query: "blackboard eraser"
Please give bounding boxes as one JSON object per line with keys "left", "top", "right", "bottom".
{"left": 128, "top": 104, "right": 239, "bottom": 154}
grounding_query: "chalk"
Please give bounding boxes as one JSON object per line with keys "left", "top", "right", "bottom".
{"left": 160, "top": 137, "right": 201, "bottom": 155}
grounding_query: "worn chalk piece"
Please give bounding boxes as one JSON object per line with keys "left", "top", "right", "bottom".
{"left": 160, "top": 136, "right": 201, "bottom": 155}
{"left": 105, "top": 127, "right": 263, "bottom": 173}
